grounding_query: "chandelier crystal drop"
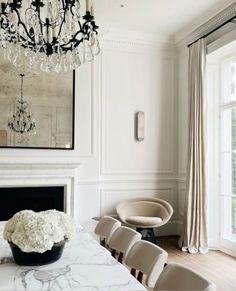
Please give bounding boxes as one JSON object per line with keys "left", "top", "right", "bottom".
{"left": 8, "top": 74, "right": 36, "bottom": 134}
{"left": 0, "top": 0, "right": 100, "bottom": 73}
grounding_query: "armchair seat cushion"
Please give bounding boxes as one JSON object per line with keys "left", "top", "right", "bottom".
{"left": 126, "top": 216, "right": 162, "bottom": 227}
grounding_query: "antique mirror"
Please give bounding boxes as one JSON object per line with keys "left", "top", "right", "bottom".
{"left": 0, "top": 57, "right": 75, "bottom": 150}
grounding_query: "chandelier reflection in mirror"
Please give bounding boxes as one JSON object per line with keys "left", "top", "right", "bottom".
{"left": 0, "top": 0, "right": 100, "bottom": 73}
{"left": 8, "top": 74, "right": 36, "bottom": 134}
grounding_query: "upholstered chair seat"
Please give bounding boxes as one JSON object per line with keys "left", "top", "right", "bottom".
{"left": 126, "top": 216, "right": 162, "bottom": 227}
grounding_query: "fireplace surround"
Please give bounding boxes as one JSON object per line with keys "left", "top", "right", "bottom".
{"left": 0, "top": 163, "right": 79, "bottom": 220}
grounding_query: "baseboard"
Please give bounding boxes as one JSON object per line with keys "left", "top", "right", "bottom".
{"left": 219, "top": 246, "right": 236, "bottom": 258}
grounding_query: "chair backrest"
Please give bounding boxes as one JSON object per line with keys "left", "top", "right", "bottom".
{"left": 125, "top": 240, "right": 168, "bottom": 289}
{"left": 154, "top": 263, "right": 216, "bottom": 291}
{"left": 94, "top": 216, "right": 121, "bottom": 241}
{"left": 116, "top": 197, "right": 173, "bottom": 226}
{"left": 107, "top": 226, "right": 142, "bottom": 257}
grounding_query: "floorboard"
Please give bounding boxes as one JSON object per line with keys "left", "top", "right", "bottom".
{"left": 158, "top": 236, "right": 236, "bottom": 291}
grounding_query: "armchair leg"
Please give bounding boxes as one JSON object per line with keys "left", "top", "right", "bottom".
{"left": 136, "top": 228, "right": 156, "bottom": 244}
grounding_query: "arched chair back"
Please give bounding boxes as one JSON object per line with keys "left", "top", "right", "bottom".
{"left": 154, "top": 263, "right": 216, "bottom": 290}
{"left": 124, "top": 240, "right": 168, "bottom": 288}
{"left": 94, "top": 216, "right": 121, "bottom": 247}
{"left": 107, "top": 226, "right": 141, "bottom": 263}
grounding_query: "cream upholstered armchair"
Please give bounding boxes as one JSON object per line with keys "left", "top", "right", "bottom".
{"left": 154, "top": 263, "right": 216, "bottom": 290}
{"left": 116, "top": 197, "right": 173, "bottom": 243}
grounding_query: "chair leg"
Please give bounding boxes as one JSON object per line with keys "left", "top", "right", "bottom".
{"left": 100, "top": 238, "right": 106, "bottom": 247}
{"left": 136, "top": 228, "right": 156, "bottom": 243}
{"left": 137, "top": 271, "right": 143, "bottom": 283}
{"left": 118, "top": 252, "right": 123, "bottom": 263}
{"left": 131, "top": 268, "right": 136, "bottom": 278}
{"left": 111, "top": 249, "right": 116, "bottom": 258}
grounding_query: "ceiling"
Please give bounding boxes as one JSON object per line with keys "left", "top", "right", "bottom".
{"left": 93, "top": 0, "right": 235, "bottom": 41}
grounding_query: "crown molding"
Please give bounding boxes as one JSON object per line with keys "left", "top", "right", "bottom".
{"left": 175, "top": 1, "right": 236, "bottom": 47}
{"left": 99, "top": 27, "right": 175, "bottom": 49}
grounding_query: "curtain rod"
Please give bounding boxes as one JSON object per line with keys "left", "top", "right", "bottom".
{"left": 188, "top": 15, "right": 236, "bottom": 47}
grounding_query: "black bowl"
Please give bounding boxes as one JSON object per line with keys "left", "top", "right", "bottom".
{"left": 9, "top": 240, "right": 65, "bottom": 266}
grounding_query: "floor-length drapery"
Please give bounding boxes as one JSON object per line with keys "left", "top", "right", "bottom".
{"left": 179, "top": 38, "right": 208, "bottom": 254}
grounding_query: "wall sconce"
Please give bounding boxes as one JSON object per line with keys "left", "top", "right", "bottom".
{"left": 135, "top": 111, "right": 145, "bottom": 141}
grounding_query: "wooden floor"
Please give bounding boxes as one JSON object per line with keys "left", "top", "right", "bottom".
{"left": 158, "top": 236, "right": 236, "bottom": 291}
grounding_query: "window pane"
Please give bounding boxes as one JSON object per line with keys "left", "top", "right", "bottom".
{"left": 221, "top": 109, "right": 232, "bottom": 152}
{"left": 232, "top": 108, "right": 236, "bottom": 151}
{"left": 231, "top": 61, "right": 236, "bottom": 101}
{"left": 233, "top": 196, "right": 236, "bottom": 241}
{"left": 221, "top": 153, "right": 232, "bottom": 195}
{"left": 221, "top": 107, "right": 236, "bottom": 242}
{"left": 222, "top": 60, "right": 236, "bottom": 103}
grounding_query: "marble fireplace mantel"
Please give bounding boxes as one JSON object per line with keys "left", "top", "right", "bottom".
{"left": 0, "top": 163, "right": 80, "bottom": 217}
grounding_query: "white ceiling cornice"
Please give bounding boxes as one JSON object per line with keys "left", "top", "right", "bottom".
{"left": 175, "top": 0, "right": 236, "bottom": 47}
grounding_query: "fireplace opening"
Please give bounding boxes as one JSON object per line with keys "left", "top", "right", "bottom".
{"left": 0, "top": 186, "right": 64, "bottom": 221}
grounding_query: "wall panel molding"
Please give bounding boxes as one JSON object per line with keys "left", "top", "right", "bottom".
{"left": 100, "top": 44, "right": 176, "bottom": 177}
{"left": 76, "top": 62, "right": 96, "bottom": 158}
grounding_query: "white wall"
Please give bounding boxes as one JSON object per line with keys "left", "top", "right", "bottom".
{"left": 176, "top": 46, "right": 189, "bottom": 235}
{"left": 0, "top": 32, "right": 179, "bottom": 235}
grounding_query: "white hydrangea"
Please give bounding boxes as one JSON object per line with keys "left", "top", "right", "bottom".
{"left": 3, "top": 210, "right": 76, "bottom": 253}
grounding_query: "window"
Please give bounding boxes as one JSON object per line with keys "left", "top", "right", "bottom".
{"left": 220, "top": 59, "right": 236, "bottom": 243}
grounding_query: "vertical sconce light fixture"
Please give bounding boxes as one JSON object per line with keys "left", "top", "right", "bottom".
{"left": 135, "top": 111, "right": 145, "bottom": 141}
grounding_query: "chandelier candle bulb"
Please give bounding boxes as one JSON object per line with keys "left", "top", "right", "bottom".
{"left": 86, "top": 0, "right": 92, "bottom": 12}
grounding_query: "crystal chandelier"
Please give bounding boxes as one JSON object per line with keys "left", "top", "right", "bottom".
{"left": 0, "top": 0, "right": 100, "bottom": 73}
{"left": 8, "top": 74, "right": 36, "bottom": 134}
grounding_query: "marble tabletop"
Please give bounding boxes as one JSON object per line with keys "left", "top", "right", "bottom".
{"left": 0, "top": 223, "right": 146, "bottom": 291}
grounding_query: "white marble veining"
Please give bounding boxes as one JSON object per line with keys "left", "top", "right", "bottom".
{"left": 0, "top": 225, "right": 146, "bottom": 291}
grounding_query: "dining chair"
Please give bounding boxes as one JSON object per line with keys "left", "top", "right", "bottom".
{"left": 154, "top": 263, "right": 216, "bottom": 290}
{"left": 94, "top": 216, "right": 121, "bottom": 247}
{"left": 107, "top": 226, "right": 142, "bottom": 263}
{"left": 124, "top": 240, "right": 168, "bottom": 289}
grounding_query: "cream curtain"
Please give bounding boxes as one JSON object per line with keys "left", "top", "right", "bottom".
{"left": 179, "top": 38, "right": 208, "bottom": 254}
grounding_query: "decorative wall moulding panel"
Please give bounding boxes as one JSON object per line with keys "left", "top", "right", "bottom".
{"left": 98, "top": 177, "right": 179, "bottom": 185}
{"left": 74, "top": 62, "right": 96, "bottom": 158}
{"left": 100, "top": 49, "right": 176, "bottom": 176}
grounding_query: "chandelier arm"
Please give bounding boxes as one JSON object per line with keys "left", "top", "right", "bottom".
{"left": 35, "top": 7, "right": 44, "bottom": 37}
{"left": 14, "top": 8, "right": 35, "bottom": 43}
{"left": 55, "top": 3, "right": 69, "bottom": 42}
{"left": 60, "top": 37, "right": 83, "bottom": 50}
{"left": 60, "top": 19, "right": 98, "bottom": 49}
{"left": 69, "top": 0, "right": 76, "bottom": 16}
{"left": 0, "top": 12, "right": 9, "bottom": 30}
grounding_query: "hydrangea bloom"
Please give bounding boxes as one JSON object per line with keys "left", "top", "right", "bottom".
{"left": 3, "top": 210, "right": 76, "bottom": 253}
